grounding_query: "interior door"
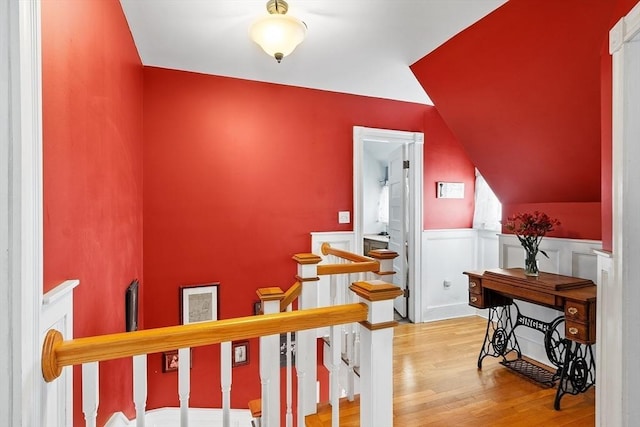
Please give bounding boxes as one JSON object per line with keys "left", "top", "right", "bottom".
{"left": 388, "top": 145, "right": 408, "bottom": 317}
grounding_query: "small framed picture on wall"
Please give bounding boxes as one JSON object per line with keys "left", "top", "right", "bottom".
{"left": 180, "top": 283, "right": 220, "bottom": 324}
{"left": 162, "top": 349, "right": 192, "bottom": 372}
{"left": 232, "top": 341, "right": 249, "bottom": 367}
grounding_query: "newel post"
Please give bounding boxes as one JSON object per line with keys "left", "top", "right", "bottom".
{"left": 368, "top": 249, "right": 398, "bottom": 279}
{"left": 257, "top": 287, "right": 285, "bottom": 427}
{"left": 292, "top": 253, "right": 322, "bottom": 419}
{"left": 350, "top": 280, "right": 402, "bottom": 427}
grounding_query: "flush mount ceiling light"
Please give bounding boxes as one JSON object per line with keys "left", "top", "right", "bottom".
{"left": 249, "top": 0, "right": 307, "bottom": 63}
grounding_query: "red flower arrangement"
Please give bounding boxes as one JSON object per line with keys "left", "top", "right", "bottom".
{"left": 504, "top": 211, "right": 561, "bottom": 276}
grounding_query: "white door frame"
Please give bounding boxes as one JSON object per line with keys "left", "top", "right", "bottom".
{"left": 608, "top": 3, "right": 640, "bottom": 425}
{"left": 1, "top": 0, "right": 44, "bottom": 425}
{"left": 353, "top": 126, "right": 424, "bottom": 323}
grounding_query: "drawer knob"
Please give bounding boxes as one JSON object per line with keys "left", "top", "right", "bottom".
{"left": 568, "top": 327, "right": 579, "bottom": 335}
{"left": 470, "top": 296, "right": 478, "bottom": 303}
{"left": 567, "top": 307, "right": 578, "bottom": 315}
{"left": 470, "top": 281, "right": 477, "bottom": 288}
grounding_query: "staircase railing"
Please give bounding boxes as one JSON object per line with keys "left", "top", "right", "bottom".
{"left": 42, "top": 304, "right": 367, "bottom": 427}
{"left": 41, "top": 244, "right": 400, "bottom": 427}
{"left": 291, "top": 243, "right": 399, "bottom": 427}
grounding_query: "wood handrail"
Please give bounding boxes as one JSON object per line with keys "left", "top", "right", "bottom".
{"left": 41, "top": 303, "right": 367, "bottom": 382}
{"left": 318, "top": 242, "right": 381, "bottom": 276}
{"left": 280, "top": 281, "right": 302, "bottom": 312}
{"left": 321, "top": 242, "right": 373, "bottom": 264}
{"left": 317, "top": 262, "right": 380, "bottom": 276}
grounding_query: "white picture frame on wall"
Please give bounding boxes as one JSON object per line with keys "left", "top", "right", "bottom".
{"left": 180, "top": 283, "right": 219, "bottom": 324}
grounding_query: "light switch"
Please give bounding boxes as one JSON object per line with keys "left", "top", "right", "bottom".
{"left": 338, "top": 211, "right": 350, "bottom": 224}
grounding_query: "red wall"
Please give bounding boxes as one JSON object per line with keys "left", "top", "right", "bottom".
{"left": 142, "top": 67, "right": 473, "bottom": 408}
{"left": 502, "top": 202, "right": 601, "bottom": 240}
{"left": 42, "top": 0, "right": 144, "bottom": 425}
{"left": 41, "top": 0, "right": 477, "bottom": 420}
{"left": 412, "top": 0, "right": 619, "bottom": 240}
{"left": 423, "top": 108, "right": 476, "bottom": 229}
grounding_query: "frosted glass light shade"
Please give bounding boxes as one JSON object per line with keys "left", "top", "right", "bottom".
{"left": 249, "top": 14, "right": 307, "bottom": 62}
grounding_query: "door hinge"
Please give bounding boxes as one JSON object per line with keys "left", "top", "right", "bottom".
{"left": 403, "top": 160, "right": 410, "bottom": 169}
{"left": 403, "top": 288, "right": 410, "bottom": 298}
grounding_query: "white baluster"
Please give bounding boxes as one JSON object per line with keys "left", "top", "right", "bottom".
{"left": 346, "top": 324, "right": 355, "bottom": 402}
{"left": 354, "top": 331, "right": 361, "bottom": 371}
{"left": 329, "top": 268, "right": 338, "bottom": 307}
{"left": 258, "top": 289, "right": 283, "bottom": 427}
{"left": 133, "top": 355, "right": 147, "bottom": 427}
{"left": 297, "top": 278, "right": 319, "bottom": 416}
{"left": 285, "top": 306, "right": 293, "bottom": 427}
{"left": 329, "top": 324, "right": 341, "bottom": 427}
{"left": 178, "top": 347, "right": 190, "bottom": 426}
{"left": 293, "top": 252, "right": 321, "bottom": 417}
{"left": 221, "top": 342, "right": 232, "bottom": 427}
{"left": 82, "top": 362, "right": 99, "bottom": 427}
{"left": 351, "top": 280, "right": 400, "bottom": 427}
{"left": 340, "top": 267, "right": 348, "bottom": 360}
{"left": 296, "top": 367, "right": 306, "bottom": 427}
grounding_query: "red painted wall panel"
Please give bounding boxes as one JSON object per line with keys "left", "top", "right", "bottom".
{"left": 501, "top": 202, "right": 601, "bottom": 241}
{"left": 142, "top": 67, "right": 434, "bottom": 409}
{"left": 412, "top": 0, "right": 622, "bottom": 241}
{"left": 42, "top": 0, "right": 144, "bottom": 424}
{"left": 42, "top": 2, "right": 477, "bottom": 421}
{"left": 423, "top": 109, "right": 476, "bottom": 229}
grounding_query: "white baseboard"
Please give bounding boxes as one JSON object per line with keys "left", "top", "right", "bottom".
{"left": 423, "top": 302, "right": 476, "bottom": 322}
{"left": 104, "top": 408, "right": 253, "bottom": 427}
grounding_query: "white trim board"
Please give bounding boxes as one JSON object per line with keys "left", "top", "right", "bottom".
{"left": 608, "top": 2, "right": 640, "bottom": 425}
{"left": 353, "top": 126, "right": 424, "bottom": 322}
{"left": 1, "top": 0, "right": 44, "bottom": 425}
{"left": 40, "top": 280, "right": 79, "bottom": 427}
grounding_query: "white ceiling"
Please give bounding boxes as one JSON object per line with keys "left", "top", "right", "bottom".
{"left": 119, "top": 0, "right": 506, "bottom": 105}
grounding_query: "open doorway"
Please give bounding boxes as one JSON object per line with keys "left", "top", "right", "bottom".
{"left": 353, "top": 126, "right": 424, "bottom": 323}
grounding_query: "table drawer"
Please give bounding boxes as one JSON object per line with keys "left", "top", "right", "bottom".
{"left": 469, "top": 292, "right": 485, "bottom": 308}
{"left": 565, "top": 300, "right": 590, "bottom": 322}
{"left": 565, "top": 320, "right": 594, "bottom": 344}
{"left": 468, "top": 278, "right": 482, "bottom": 294}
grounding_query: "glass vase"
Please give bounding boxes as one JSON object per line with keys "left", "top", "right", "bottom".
{"left": 524, "top": 249, "right": 539, "bottom": 276}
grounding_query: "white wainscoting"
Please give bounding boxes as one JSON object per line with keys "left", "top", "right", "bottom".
{"left": 422, "top": 229, "right": 479, "bottom": 322}
{"left": 419, "top": 230, "right": 602, "bottom": 367}
{"left": 311, "top": 230, "right": 602, "bottom": 368}
{"left": 498, "top": 234, "right": 601, "bottom": 365}
{"left": 476, "top": 229, "right": 500, "bottom": 270}
{"left": 40, "top": 280, "right": 79, "bottom": 427}
{"left": 595, "top": 250, "right": 615, "bottom": 427}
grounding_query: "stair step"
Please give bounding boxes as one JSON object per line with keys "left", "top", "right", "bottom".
{"left": 248, "top": 398, "right": 262, "bottom": 418}
{"left": 305, "top": 396, "right": 360, "bottom": 427}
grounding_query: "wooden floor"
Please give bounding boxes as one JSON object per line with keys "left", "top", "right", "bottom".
{"left": 309, "top": 316, "right": 595, "bottom": 426}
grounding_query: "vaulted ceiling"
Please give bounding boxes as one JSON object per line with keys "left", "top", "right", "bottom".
{"left": 120, "top": 0, "right": 622, "bottom": 207}
{"left": 119, "top": 0, "right": 506, "bottom": 105}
